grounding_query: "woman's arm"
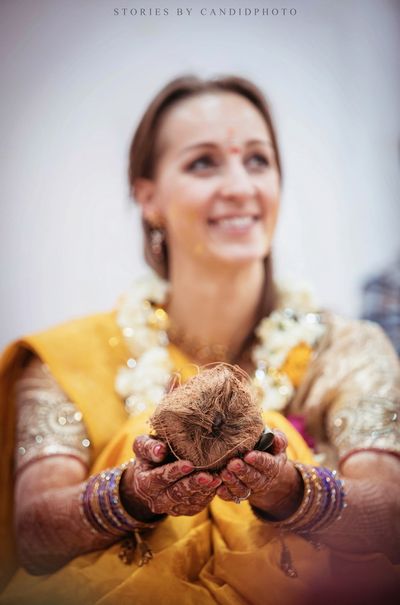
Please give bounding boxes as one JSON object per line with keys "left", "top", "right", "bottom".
{"left": 15, "top": 439, "right": 222, "bottom": 575}
{"left": 221, "top": 315, "right": 399, "bottom": 562}
{"left": 13, "top": 356, "right": 113, "bottom": 574}
{"left": 15, "top": 456, "right": 115, "bottom": 575}
{"left": 219, "top": 315, "right": 400, "bottom": 562}
{"left": 318, "top": 450, "right": 400, "bottom": 560}
{"left": 14, "top": 360, "right": 221, "bottom": 575}
{"left": 218, "top": 447, "right": 400, "bottom": 562}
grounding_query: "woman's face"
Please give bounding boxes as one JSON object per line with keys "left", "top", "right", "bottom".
{"left": 137, "top": 92, "right": 281, "bottom": 269}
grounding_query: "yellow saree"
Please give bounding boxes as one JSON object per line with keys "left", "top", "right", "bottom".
{"left": 0, "top": 312, "right": 398, "bottom": 604}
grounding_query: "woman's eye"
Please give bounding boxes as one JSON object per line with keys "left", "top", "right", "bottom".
{"left": 246, "top": 153, "right": 269, "bottom": 169}
{"left": 187, "top": 155, "right": 217, "bottom": 172}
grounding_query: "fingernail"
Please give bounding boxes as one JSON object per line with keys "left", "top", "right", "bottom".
{"left": 244, "top": 452, "right": 256, "bottom": 463}
{"left": 231, "top": 461, "right": 243, "bottom": 472}
{"left": 211, "top": 477, "right": 221, "bottom": 487}
{"left": 197, "top": 475, "right": 211, "bottom": 485}
{"left": 182, "top": 464, "right": 193, "bottom": 473}
{"left": 222, "top": 470, "right": 233, "bottom": 481}
{"left": 154, "top": 444, "right": 164, "bottom": 457}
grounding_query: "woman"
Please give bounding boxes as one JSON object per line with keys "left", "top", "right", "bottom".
{"left": 0, "top": 75, "right": 399, "bottom": 605}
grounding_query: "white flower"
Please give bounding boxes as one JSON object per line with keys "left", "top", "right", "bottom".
{"left": 115, "top": 367, "right": 138, "bottom": 399}
{"left": 253, "top": 308, "right": 325, "bottom": 369}
{"left": 252, "top": 371, "right": 294, "bottom": 412}
{"left": 139, "top": 346, "right": 171, "bottom": 368}
{"left": 123, "top": 326, "right": 161, "bottom": 357}
{"left": 122, "top": 274, "right": 169, "bottom": 308}
{"left": 115, "top": 272, "right": 325, "bottom": 416}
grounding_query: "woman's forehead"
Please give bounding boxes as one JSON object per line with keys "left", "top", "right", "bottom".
{"left": 157, "top": 92, "right": 271, "bottom": 154}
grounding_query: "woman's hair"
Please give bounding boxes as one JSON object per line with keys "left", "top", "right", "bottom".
{"left": 128, "top": 74, "right": 281, "bottom": 319}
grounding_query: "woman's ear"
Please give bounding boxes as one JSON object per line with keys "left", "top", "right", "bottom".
{"left": 133, "top": 178, "right": 161, "bottom": 225}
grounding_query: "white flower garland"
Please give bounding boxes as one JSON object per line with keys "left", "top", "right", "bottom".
{"left": 115, "top": 273, "right": 325, "bottom": 415}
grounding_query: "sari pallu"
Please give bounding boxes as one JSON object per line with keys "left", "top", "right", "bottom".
{"left": 0, "top": 312, "right": 399, "bottom": 604}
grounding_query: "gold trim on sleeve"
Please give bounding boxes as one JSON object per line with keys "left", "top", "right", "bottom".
{"left": 326, "top": 396, "right": 400, "bottom": 462}
{"left": 14, "top": 358, "right": 91, "bottom": 473}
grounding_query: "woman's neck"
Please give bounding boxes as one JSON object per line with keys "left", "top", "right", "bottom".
{"left": 167, "top": 258, "right": 266, "bottom": 364}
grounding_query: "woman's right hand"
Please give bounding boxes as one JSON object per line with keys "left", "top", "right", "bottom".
{"left": 120, "top": 435, "right": 221, "bottom": 519}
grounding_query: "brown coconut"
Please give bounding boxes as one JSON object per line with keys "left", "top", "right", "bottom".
{"left": 149, "top": 364, "right": 264, "bottom": 470}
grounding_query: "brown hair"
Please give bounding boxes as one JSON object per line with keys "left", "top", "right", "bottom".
{"left": 128, "top": 74, "right": 281, "bottom": 321}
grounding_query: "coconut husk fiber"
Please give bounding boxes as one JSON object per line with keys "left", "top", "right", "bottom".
{"left": 150, "top": 364, "right": 264, "bottom": 471}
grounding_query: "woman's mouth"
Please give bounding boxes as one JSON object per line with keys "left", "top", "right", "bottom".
{"left": 207, "top": 214, "right": 260, "bottom": 234}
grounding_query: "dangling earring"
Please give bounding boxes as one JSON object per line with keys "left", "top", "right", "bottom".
{"left": 150, "top": 227, "right": 165, "bottom": 258}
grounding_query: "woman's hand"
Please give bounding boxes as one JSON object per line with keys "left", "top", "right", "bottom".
{"left": 216, "top": 431, "right": 304, "bottom": 520}
{"left": 120, "top": 435, "right": 221, "bottom": 519}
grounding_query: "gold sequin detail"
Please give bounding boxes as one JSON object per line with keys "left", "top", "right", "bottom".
{"left": 14, "top": 357, "right": 91, "bottom": 473}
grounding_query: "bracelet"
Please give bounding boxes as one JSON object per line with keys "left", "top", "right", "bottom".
{"left": 80, "top": 460, "right": 165, "bottom": 537}
{"left": 251, "top": 463, "right": 346, "bottom": 535}
{"left": 251, "top": 463, "right": 346, "bottom": 578}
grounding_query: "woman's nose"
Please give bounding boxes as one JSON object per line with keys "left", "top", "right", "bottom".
{"left": 219, "top": 160, "right": 256, "bottom": 201}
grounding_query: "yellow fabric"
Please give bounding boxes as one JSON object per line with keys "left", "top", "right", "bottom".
{"left": 0, "top": 313, "right": 399, "bottom": 604}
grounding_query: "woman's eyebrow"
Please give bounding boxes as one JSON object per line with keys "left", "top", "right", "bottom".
{"left": 179, "top": 142, "right": 219, "bottom": 156}
{"left": 179, "top": 138, "right": 273, "bottom": 156}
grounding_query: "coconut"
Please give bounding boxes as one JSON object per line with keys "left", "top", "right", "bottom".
{"left": 150, "top": 364, "right": 264, "bottom": 470}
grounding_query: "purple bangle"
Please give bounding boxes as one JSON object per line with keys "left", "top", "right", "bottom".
{"left": 80, "top": 462, "right": 167, "bottom": 538}
{"left": 97, "top": 472, "right": 129, "bottom": 534}
{"left": 299, "top": 467, "right": 344, "bottom": 534}
{"left": 86, "top": 473, "right": 123, "bottom": 536}
{"left": 300, "top": 468, "right": 332, "bottom": 533}
{"left": 82, "top": 476, "right": 110, "bottom": 534}
{"left": 106, "top": 468, "right": 142, "bottom": 532}
{"left": 251, "top": 464, "right": 346, "bottom": 536}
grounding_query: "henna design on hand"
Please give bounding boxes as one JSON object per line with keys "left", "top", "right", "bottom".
{"left": 216, "top": 430, "right": 292, "bottom": 509}
{"left": 218, "top": 467, "right": 252, "bottom": 502}
{"left": 133, "top": 435, "right": 168, "bottom": 464}
{"left": 124, "top": 435, "right": 222, "bottom": 518}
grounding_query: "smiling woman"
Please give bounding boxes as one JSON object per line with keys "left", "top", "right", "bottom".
{"left": 0, "top": 74, "right": 399, "bottom": 605}
{"left": 129, "top": 75, "right": 282, "bottom": 357}
{"left": 133, "top": 89, "right": 281, "bottom": 357}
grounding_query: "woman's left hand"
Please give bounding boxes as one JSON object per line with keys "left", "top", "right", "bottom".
{"left": 216, "top": 431, "right": 304, "bottom": 519}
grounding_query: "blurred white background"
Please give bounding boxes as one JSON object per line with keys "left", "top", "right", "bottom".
{"left": 1, "top": 0, "right": 399, "bottom": 349}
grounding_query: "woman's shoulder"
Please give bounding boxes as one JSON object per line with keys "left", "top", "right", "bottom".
{"left": 320, "top": 310, "right": 399, "bottom": 365}
{"left": 275, "top": 279, "right": 397, "bottom": 360}
{"left": 1, "top": 310, "right": 122, "bottom": 379}
{"left": 22, "top": 310, "right": 119, "bottom": 350}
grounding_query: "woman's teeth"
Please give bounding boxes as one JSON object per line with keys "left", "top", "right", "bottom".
{"left": 211, "top": 216, "right": 256, "bottom": 228}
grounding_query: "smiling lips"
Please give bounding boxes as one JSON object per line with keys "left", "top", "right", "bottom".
{"left": 207, "top": 214, "right": 260, "bottom": 233}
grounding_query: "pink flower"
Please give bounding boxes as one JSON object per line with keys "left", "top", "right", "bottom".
{"left": 286, "top": 414, "right": 315, "bottom": 449}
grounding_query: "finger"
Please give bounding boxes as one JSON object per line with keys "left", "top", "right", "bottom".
{"left": 162, "top": 473, "right": 220, "bottom": 515}
{"left": 224, "top": 460, "right": 264, "bottom": 491}
{"left": 170, "top": 473, "right": 220, "bottom": 500}
{"left": 219, "top": 467, "right": 251, "bottom": 499}
{"left": 216, "top": 484, "right": 234, "bottom": 501}
{"left": 145, "top": 458, "right": 194, "bottom": 488}
{"left": 133, "top": 460, "right": 195, "bottom": 514}
{"left": 166, "top": 473, "right": 220, "bottom": 505}
{"left": 270, "top": 430, "right": 288, "bottom": 455}
{"left": 133, "top": 435, "right": 168, "bottom": 464}
{"left": 169, "top": 502, "right": 208, "bottom": 517}
{"left": 243, "top": 450, "right": 284, "bottom": 480}
{"left": 194, "top": 472, "right": 222, "bottom": 490}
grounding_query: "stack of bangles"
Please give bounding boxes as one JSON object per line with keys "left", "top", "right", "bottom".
{"left": 252, "top": 462, "right": 346, "bottom": 535}
{"left": 80, "top": 460, "right": 164, "bottom": 537}
{"left": 251, "top": 463, "right": 346, "bottom": 578}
